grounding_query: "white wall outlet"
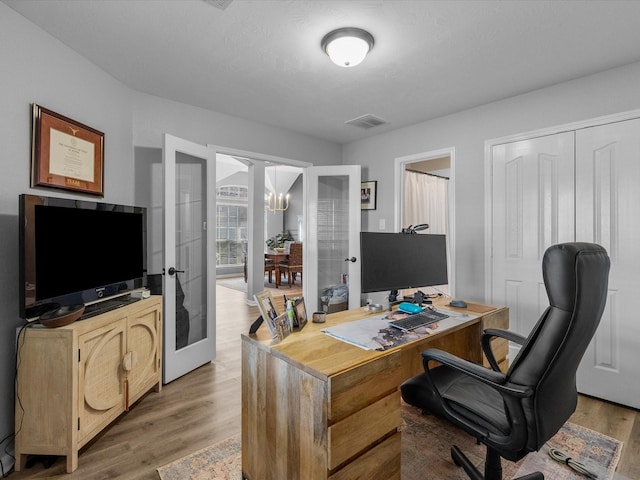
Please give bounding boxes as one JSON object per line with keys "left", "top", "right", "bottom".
{"left": 379, "top": 219, "right": 386, "bottom": 230}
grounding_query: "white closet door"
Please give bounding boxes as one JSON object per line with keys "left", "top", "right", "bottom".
{"left": 575, "top": 118, "right": 640, "bottom": 409}
{"left": 491, "top": 133, "right": 575, "bottom": 337}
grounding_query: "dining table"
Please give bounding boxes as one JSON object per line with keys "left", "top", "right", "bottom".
{"left": 265, "top": 251, "right": 289, "bottom": 288}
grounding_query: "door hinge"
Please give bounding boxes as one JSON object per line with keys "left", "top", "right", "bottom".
{"left": 78, "top": 417, "right": 80, "bottom": 431}
{"left": 78, "top": 349, "right": 81, "bottom": 362}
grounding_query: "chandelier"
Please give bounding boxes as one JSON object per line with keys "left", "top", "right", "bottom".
{"left": 266, "top": 167, "right": 289, "bottom": 212}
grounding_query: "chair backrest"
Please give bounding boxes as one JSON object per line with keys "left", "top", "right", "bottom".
{"left": 284, "top": 240, "right": 293, "bottom": 255}
{"left": 288, "top": 242, "right": 303, "bottom": 267}
{"left": 506, "top": 243, "right": 610, "bottom": 451}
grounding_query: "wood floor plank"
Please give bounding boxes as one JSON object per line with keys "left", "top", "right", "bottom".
{"left": 9, "top": 282, "right": 638, "bottom": 479}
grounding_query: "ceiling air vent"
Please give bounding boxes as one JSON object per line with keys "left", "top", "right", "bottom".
{"left": 344, "top": 114, "right": 388, "bottom": 130}
{"left": 204, "top": 0, "right": 234, "bottom": 10}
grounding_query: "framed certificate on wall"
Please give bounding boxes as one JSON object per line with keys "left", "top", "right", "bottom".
{"left": 31, "top": 104, "right": 105, "bottom": 196}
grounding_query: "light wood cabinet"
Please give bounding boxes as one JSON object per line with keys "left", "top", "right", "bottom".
{"left": 14, "top": 296, "right": 162, "bottom": 473}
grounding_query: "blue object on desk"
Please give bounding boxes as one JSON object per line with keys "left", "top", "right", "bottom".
{"left": 449, "top": 300, "right": 468, "bottom": 308}
{"left": 398, "top": 302, "right": 423, "bottom": 314}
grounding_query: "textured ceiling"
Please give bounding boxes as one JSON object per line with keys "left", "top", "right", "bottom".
{"left": 5, "top": 0, "right": 640, "bottom": 144}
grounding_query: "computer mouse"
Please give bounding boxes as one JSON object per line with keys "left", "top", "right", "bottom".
{"left": 449, "top": 300, "right": 467, "bottom": 308}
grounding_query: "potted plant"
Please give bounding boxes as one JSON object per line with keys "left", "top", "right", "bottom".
{"left": 266, "top": 231, "right": 294, "bottom": 252}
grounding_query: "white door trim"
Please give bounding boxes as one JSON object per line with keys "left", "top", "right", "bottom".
{"left": 207, "top": 144, "right": 312, "bottom": 305}
{"left": 394, "top": 147, "right": 456, "bottom": 297}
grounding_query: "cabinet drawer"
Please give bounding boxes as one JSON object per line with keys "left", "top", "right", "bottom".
{"left": 329, "top": 351, "right": 402, "bottom": 422}
{"left": 328, "top": 390, "right": 401, "bottom": 470}
{"left": 329, "top": 431, "right": 401, "bottom": 480}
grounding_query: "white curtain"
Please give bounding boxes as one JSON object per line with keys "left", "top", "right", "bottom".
{"left": 403, "top": 171, "right": 449, "bottom": 235}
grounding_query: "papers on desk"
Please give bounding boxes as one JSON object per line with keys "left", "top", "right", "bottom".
{"left": 321, "top": 309, "right": 477, "bottom": 351}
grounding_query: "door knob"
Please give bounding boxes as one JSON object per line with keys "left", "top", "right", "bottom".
{"left": 344, "top": 257, "right": 357, "bottom": 263}
{"left": 167, "top": 267, "right": 184, "bottom": 276}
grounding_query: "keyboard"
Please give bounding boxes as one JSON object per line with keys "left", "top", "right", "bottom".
{"left": 388, "top": 309, "right": 449, "bottom": 331}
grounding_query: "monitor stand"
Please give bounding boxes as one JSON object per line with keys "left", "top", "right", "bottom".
{"left": 388, "top": 290, "right": 400, "bottom": 310}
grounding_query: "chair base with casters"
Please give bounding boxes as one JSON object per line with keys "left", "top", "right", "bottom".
{"left": 452, "top": 445, "right": 542, "bottom": 480}
{"left": 401, "top": 243, "right": 610, "bottom": 480}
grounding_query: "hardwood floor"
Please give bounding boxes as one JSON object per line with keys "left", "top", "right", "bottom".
{"left": 9, "top": 284, "right": 639, "bottom": 479}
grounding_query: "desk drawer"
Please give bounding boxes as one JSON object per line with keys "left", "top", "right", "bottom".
{"left": 329, "top": 431, "right": 401, "bottom": 480}
{"left": 328, "top": 351, "right": 402, "bottom": 422}
{"left": 328, "top": 390, "right": 401, "bottom": 470}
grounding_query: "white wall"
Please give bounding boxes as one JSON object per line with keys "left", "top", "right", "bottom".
{"left": 133, "top": 93, "right": 341, "bottom": 165}
{"left": 343, "top": 61, "right": 640, "bottom": 302}
{"left": 0, "top": 2, "right": 342, "bottom": 460}
{"left": 0, "top": 5, "right": 134, "bottom": 464}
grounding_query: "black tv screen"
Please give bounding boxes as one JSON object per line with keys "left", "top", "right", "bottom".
{"left": 19, "top": 194, "right": 146, "bottom": 319}
{"left": 360, "top": 232, "right": 448, "bottom": 294}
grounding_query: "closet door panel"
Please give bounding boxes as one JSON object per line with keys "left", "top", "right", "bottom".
{"left": 491, "top": 133, "right": 575, "bottom": 337}
{"left": 575, "top": 118, "right": 640, "bottom": 409}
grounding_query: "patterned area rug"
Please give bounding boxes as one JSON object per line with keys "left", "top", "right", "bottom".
{"left": 157, "top": 404, "right": 622, "bottom": 480}
{"left": 401, "top": 404, "right": 623, "bottom": 480}
{"left": 157, "top": 435, "right": 241, "bottom": 480}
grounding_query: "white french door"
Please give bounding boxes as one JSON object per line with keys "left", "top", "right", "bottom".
{"left": 163, "top": 134, "right": 216, "bottom": 383}
{"left": 305, "top": 165, "right": 362, "bottom": 312}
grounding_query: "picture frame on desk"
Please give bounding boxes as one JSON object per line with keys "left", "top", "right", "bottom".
{"left": 273, "top": 312, "right": 291, "bottom": 343}
{"left": 293, "top": 297, "right": 308, "bottom": 330}
{"left": 254, "top": 290, "right": 279, "bottom": 339}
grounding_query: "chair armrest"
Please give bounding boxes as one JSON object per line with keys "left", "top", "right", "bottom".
{"left": 481, "top": 328, "right": 527, "bottom": 371}
{"left": 421, "top": 348, "right": 532, "bottom": 398}
{"left": 484, "top": 328, "right": 527, "bottom": 345}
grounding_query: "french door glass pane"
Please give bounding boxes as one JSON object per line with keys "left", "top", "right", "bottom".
{"left": 175, "top": 153, "right": 207, "bottom": 349}
{"left": 316, "top": 175, "right": 350, "bottom": 313}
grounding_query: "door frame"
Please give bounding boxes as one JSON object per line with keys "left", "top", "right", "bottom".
{"left": 208, "top": 145, "right": 311, "bottom": 305}
{"left": 394, "top": 147, "right": 456, "bottom": 297}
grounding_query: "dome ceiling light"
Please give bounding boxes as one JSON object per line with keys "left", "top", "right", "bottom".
{"left": 321, "top": 27, "right": 374, "bottom": 67}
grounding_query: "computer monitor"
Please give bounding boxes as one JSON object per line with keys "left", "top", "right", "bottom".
{"left": 360, "top": 232, "right": 448, "bottom": 298}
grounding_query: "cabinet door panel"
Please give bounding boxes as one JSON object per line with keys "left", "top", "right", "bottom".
{"left": 127, "top": 306, "right": 162, "bottom": 403}
{"left": 78, "top": 319, "right": 127, "bottom": 444}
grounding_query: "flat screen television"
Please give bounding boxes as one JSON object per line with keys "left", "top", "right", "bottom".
{"left": 360, "top": 232, "right": 448, "bottom": 295}
{"left": 19, "top": 194, "right": 147, "bottom": 320}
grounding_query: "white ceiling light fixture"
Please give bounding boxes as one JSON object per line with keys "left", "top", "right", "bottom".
{"left": 321, "top": 27, "right": 374, "bottom": 67}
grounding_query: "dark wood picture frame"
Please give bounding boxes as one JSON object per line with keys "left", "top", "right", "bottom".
{"left": 293, "top": 297, "right": 308, "bottom": 330}
{"left": 361, "top": 180, "right": 377, "bottom": 210}
{"left": 31, "top": 104, "right": 105, "bottom": 196}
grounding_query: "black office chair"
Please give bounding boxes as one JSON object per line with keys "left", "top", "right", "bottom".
{"left": 401, "top": 243, "right": 610, "bottom": 480}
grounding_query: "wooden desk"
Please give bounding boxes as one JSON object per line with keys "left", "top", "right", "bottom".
{"left": 265, "top": 252, "right": 288, "bottom": 288}
{"left": 241, "top": 299, "right": 508, "bottom": 480}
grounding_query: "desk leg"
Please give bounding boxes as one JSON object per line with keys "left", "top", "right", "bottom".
{"left": 275, "top": 266, "right": 280, "bottom": 288}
